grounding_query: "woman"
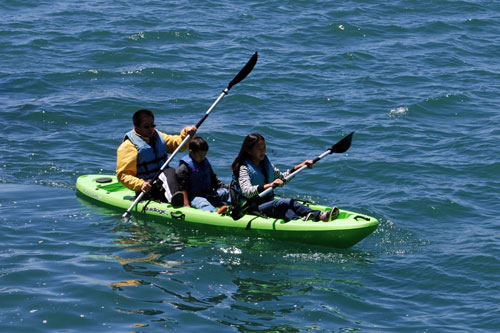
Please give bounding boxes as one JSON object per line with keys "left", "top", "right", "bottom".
{"left": 231, "top": 133, "right": 339, "bottom": 222}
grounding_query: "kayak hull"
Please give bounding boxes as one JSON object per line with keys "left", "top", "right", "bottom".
{"left": 76, "top": 174, "right": 378, "bottom": 248}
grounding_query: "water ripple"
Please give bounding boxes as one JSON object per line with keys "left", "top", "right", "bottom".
{"left": 2, "top": 0, "right": 500, "bottom": 331}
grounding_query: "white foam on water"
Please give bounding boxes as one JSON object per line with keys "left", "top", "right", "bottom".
{"left": 389, "top": 106, "right": 409, "bottom": 117}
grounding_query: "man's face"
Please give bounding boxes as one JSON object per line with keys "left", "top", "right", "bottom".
{"left": 135, "top": 116, "right": 156, "bottom": 139}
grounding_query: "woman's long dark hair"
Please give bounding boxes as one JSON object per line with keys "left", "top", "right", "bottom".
{"left": 231, "top": 133, "right": 265, "bottom": 177}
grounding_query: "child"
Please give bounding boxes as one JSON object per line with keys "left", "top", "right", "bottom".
{"left": 176, "top": 137, "right": 230, "bottom": 213}
{"left": 231, "top": 133, "right": 338, "bottom": 222}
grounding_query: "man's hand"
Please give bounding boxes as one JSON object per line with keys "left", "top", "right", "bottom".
{"left": 184, "top": 125, "right": 197, "bottom": 137}
{"left": 141, "top": 181, "right": 152, "bottom": 193}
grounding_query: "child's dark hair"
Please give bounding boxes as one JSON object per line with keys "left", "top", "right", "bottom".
{"left": 231, "top": 133, "right": 265, "bottom": 177}
{"left": 189, "top": 136, "right": 209, "bottom": 152}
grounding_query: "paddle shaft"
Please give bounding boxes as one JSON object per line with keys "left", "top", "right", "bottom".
{"left": 257, "top": 132, "right": 354, "bottom": 198}
{"left": 122, "top": 52, "right": 258, "bottom": 220}
{"left": 258, "top": 149, "right": 331, "bottom": 198}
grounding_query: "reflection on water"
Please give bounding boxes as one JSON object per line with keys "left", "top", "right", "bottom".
{"left": 104, "top": 215, "right": 378, "bottom": 331}
{"left": 110, "top": 279, "right": 142, "bottom": 290}
{"left": 76, "top": 193, "right": 423, "bottom": 331}
{"left": 115, "top": 253, "right": 160, "bottom": 265}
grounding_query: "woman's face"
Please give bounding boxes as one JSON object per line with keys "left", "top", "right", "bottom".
{"left": 247, "top": 139, "right": 266, "bottom": 163}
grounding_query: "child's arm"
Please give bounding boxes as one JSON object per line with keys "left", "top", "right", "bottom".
{"left": 181, "top": 190, "right": 191, "bottom": 208}
{"left": 211, "top": 168, "right": 227, "bottom": 189}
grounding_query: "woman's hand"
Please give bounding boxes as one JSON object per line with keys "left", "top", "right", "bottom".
{"left": 265, "top": 178, "right": 284, "bottom": 189}
{"left": 294, "top": 159, "right": 314, "bottom": 171}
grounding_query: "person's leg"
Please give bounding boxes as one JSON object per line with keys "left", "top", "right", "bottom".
{"left": 159, "top": 168, "right": 183, "bottom": 206}
{"left": 211, "top": 188, "right": 230, "bottom": 214}
{"left": 214, "top": 188, "right": 230, "bottom": 205}
{"left": 190, "top": 196, "right": 217, "bottom": 212}
{"left": 300, "top": 203, "right": 340, "bottom": 222}
{"left": 204, "top": 188, "right": 230, "bottom": 207}
{"left": 290, "top": 199, "right": 322, "bottom": 220}
{"left": 258, "top": 198, "right": 299, "bottom": 221}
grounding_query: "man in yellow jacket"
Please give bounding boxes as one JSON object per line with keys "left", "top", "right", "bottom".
{"left": 116, "top": 109, "right": 197, "bottom": 205}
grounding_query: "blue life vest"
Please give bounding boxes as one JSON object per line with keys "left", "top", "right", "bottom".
{"left": 124, "top": 130, "right": 168, "bottom": 180}
{"left": 179, "top": 154, "right": 213, "bottom": 197}
{"left": 243, "top": 155, "right": 275, "bottom": 201}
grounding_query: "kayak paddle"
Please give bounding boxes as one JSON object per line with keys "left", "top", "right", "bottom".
{"left": 257, "top": 131, "right": 354, "bottom": 199}
{"left": 122, "top": 52, "right": 258, "bottom": 221}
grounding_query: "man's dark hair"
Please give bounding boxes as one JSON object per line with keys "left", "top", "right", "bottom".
{"left": 133, "top": 109, "right": 154, "bottom": 126}
{"left": 189, "top": 136, "right": 209, "bottom": 152}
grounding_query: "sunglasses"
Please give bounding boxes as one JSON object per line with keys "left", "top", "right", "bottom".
{"left": 142, "top": 124, "right": 157, "bottom": 129}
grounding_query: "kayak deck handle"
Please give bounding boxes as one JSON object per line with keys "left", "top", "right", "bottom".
{"left": 354, "top": 215, "right": 371, "bottom": 221}
{"left": 171, "top": 212, "right": 185, "bottom": 220}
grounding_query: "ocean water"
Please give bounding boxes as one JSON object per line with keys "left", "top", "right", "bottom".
{"left": 1, "top": 0, "right": 500, "bottom": 331}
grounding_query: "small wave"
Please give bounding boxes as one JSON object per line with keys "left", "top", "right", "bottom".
{"left": 128, "top": 30, "right": 199, "bottom": 42}
{"left": 388, "top": 106, "right": 409, "bottom": 117}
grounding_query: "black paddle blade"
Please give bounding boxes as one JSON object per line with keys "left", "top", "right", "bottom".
{"left": 331, "top": 131, "right": 354, "bottom": 154}
{"left": 227, "top": 52, "right": 258, "bottom": 91}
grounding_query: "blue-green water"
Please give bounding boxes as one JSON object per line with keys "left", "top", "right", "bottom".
{"left": 2, "top": 0, "right": 500, "bottom": 331}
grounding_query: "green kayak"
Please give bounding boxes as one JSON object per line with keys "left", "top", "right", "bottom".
{"left": 76, "top": 174, "right": 378, "bottom": 248}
